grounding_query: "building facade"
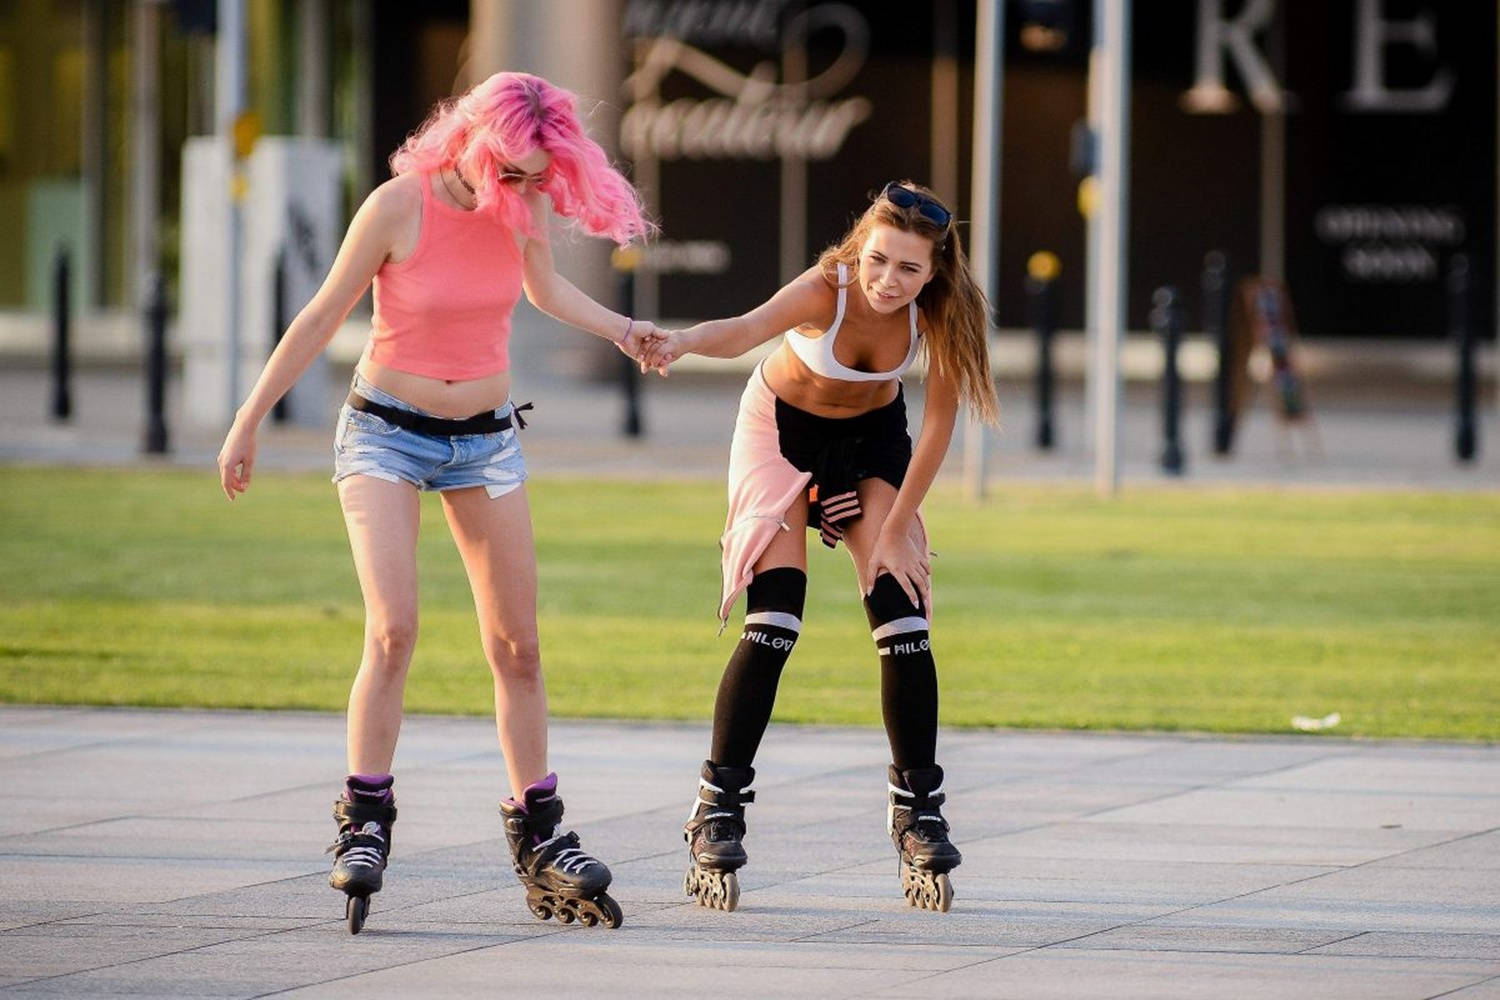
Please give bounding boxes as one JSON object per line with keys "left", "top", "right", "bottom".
{"left": 3, "top": 0, "right": 1493, "bottom": 352}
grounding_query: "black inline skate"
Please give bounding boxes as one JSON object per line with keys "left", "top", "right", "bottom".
{"left": 683, "top": 761, "right": 755, "bottom": 912}
{"left": 887, "top": 764, "right": 961, "bottom": 912}
{"left": 499, "top": 773, "right": 622, "bottom": 929}
{"left": 326, "top": 776, "right": 397, "bottom": 934}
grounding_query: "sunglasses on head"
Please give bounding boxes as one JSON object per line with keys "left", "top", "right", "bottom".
{"left": 882, "top": 182, "right": 951, "bottom": 228}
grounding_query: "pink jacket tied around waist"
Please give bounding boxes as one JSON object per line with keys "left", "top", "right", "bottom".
{"left": 718, "top": 366, "right": 928, "bottom": 629}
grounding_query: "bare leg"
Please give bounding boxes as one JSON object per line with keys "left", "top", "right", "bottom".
{"left": 752, "top": 492, "right": 810, "bottom": 575}
{"left": 839, "top": 478, "right": 903, "bottom": 593}
{"left": 338, "top": 475, "right": 422, "bottom": 774}
{"left": 441, "top": 484, "right": 546, "bottom": 798}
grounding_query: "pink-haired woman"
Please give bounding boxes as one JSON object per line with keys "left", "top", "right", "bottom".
{"left": 217, "top": 72, "right": 653, "bottom": 932}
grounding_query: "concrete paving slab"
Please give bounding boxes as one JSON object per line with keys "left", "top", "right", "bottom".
{"left": 1084, "top": 784, "right": 1498, "bottom": 833}
{"left": 0, "top": 855, "right": 319, "bottom": 905}
{"left": 1048, "top": 922, "right": 1354, "bottom": 954}
{"left": 886, "top": 853, "right": 1340, "bottom": 907}
{"left": 1, "top": 706, "right": 1496, "bottom": 999}
{"left": 0, "top": 903, "right": 109, "bottom": 933}
{"left": 880, "top": 950, "right": 1500, "bottom": 1000}
{"left": 0, "top": 923, "right": 272, "bottom": 980}
{"left": 275, "top": 937, "right": 1022, "bottom": 1000}
{"left": 982, "top": 819, "right": 1439, "bottom": 867}
{"left": 1305, "top": 931, "right": 1500, "bottom": 961}
{"left": 1385, "top": 830, "right": 1500, "bottom": 871}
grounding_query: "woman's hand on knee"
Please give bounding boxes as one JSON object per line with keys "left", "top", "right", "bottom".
{"left": 866, "top": 531, "right": 933, "bottom": 615}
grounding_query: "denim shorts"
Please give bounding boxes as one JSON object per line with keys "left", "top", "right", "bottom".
{"left": 331, "top": 374, "right": 528, "bottom": 499}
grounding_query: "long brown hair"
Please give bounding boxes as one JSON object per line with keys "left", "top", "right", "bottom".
{"left": 815, "top": 181, "right": 1000, "bottom": 426}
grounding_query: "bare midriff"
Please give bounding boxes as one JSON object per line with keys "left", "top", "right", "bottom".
{"left": 762, "top": 345, "right": 900, "bottom": 417}
{"left": 356, "top": 351, "right": 513, "bottom": 418}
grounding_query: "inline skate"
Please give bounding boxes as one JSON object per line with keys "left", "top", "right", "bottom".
{"left": 888, "top": 764, "right": 961, "bottom": 912}
{"left": 499, "top": 773, "right": 622, "bottom": 928}
{"left": 683, "top": 761, "right": 755, "bottom": 911}
{"left": 326, "top": 776, "right": 397, "bottom": 934}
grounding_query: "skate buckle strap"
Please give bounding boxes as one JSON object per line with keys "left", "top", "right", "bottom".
{"left": 326, "top": 822, "right": 388, "bottom": 869}
{"left": 334, "top": 798, "right": 398, "bottom": 826}
{"left": 698, "top": 778, "right": 755, "bottom": 808}
{"left": 888, "top": 782, "right": 948, "bottom": 837}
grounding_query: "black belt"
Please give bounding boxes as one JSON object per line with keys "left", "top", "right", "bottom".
{"left": 347, "top": 392, "right": 531, "bottom": 436}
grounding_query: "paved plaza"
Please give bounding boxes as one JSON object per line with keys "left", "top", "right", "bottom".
{"left": 1, "top": 706, "right": 1497, "bottom": 998}
{"left": 3, "top": 336, "right": 1496, "bottom": 996}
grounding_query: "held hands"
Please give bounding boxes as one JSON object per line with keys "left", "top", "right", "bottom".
{"left": 866, "top": 529, "right": 933, "bottom": 617}
{"left": 617, "top": 319, "right": 684, "bottom": 377}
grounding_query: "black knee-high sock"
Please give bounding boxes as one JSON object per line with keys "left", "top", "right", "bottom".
{"left": 710, "top": 568, "right": 806, "bottom": 768}
{"left": 864, "top": 573, "right": 938, "bottom": 770}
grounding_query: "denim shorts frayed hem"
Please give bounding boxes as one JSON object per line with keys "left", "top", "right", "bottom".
{"left": 331, "top": 375, "right": 528, "bottom": 500}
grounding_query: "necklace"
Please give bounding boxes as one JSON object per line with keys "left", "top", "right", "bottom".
{"left": 440, "top": 168, "right": 476, "bottom": 208}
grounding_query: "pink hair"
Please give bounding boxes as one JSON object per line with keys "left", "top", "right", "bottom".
{"left": 390, "top": 72, "right": 652, "bottom": 246}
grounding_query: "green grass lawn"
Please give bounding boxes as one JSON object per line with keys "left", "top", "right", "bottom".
{"left": 2, "top": 465, "right": 1497, "bottom": 740}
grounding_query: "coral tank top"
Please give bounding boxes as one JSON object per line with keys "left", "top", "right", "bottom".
{"left": 367, "top": 172, "right": 525, "bottom": 379}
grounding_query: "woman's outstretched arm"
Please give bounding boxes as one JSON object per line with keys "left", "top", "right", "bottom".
{"left": 218, "top": 181, "right": 412, "bottom": 500}
{"left": 646, "top": 268, "right": 830, "bottom": 365}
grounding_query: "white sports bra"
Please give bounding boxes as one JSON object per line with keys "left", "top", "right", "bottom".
{"left": 784, "top": 263, "right": 921, "bottom": 382}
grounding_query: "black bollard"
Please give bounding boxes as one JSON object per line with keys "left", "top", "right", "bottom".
{"left": 271, "top": 248, "right": 288, "bottom": 424}
{"left": 1152, "top": 285, "right": 1185, "bottom": 476}
{"left": 1204, "top": 251, "right": 1232, "bottom": 455}
{"left": 612, "top": 247, "right": 643, "bottom": 438}
{"left": 142, "top": 274, "right": 170, "bottom": 454}
{"left": 1026, "top": 251, "right": 1060, "bottom": 450}
{"left": 1451, "top": 254, "right": 1477, "bottom": 462}
{"left": 51, "top": 246, "right": 72, "bottom": 421}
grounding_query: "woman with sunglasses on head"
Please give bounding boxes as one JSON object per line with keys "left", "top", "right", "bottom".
{"left": 641, "top": 181, "right": 1000, "bottom": 913}
{"left": 217, "top": 71, "right": 655, "bottom": 933}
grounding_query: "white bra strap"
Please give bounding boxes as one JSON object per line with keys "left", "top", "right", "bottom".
{"left": 831, "top": 262, "right": 849, "bottom": 334}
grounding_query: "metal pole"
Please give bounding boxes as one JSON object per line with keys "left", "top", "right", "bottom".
{"left": 779, "top": 36, "right": 808, "bottom": 286}
{"left": 83, "top": 0, "right": 107, "bottom": 309}
{"left": 1259, "top": 108, "right": 1285, "bottom": 281}
{"left": 930, "top": 0, "right": 961, "bottom": 205}
{"left": 1451, "top": 254, "right": 1477, "bottom": 462}
{"left": 1153, "top": 286, "right": 1185, "bottom": 475}
{"left": 1091, "top": 0, "right": 1131, "bottom": 497}
{"left": 1258, "top": 3, "right": 1286, "bottom": 282}
{"left": 614, "top": 249, "right": 643, "bottom": 438}
{"left": 1028, "top": 251, "right": 1060, "bottom": 450}
{"left": 131, "top": 0, "right": 161, "bottom": 311}
{"left": 296, "top": 0, "right": 329, "bottom": 137}
{"left": 51, "top": 247, "right": 72, "bottom": 422}
{"left": 964, "top": 0, "right": 1004, "bottom": 501}
{"left": 217, "top": 0, "right": 246, "bottom": 426}
{"left": 143, "top": 274, "right": 169, "bottom": 454}
{"left": 271, "top": 248, "right": 288, "bottom": 424}
{"left": 1204, "top": 250, "right": 1234, "bottom": 454}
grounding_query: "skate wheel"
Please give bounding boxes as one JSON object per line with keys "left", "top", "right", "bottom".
{"left": 720, "top": 872, "right": 740, "bottom": 912}
{"left": 346, "top": 894, "right": 368, "bottom": 934}
{"left": 683, "top": 867, "right": 696, "bottom": 897}
{"left": 597, "top": 893, "right": 624, "bottom": 929}
{"left": 934, "top": 873, "right": 953, "bottom": 912}
{"left": 529, "top": 901, "right": 554, "bottom": 922}
{"left": 556, "top": 901, "right": 577, "bottom": 924}
{"left": 579, "top": 909, "right": 597, "bottom": 927}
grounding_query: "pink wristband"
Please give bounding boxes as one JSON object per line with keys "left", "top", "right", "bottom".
{"left": 618, "top": 317, "right": 634, "bottom": 344}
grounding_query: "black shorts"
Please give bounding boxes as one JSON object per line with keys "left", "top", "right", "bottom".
{"left": 773, "top": 387, "right": 913, "bottom": 547}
